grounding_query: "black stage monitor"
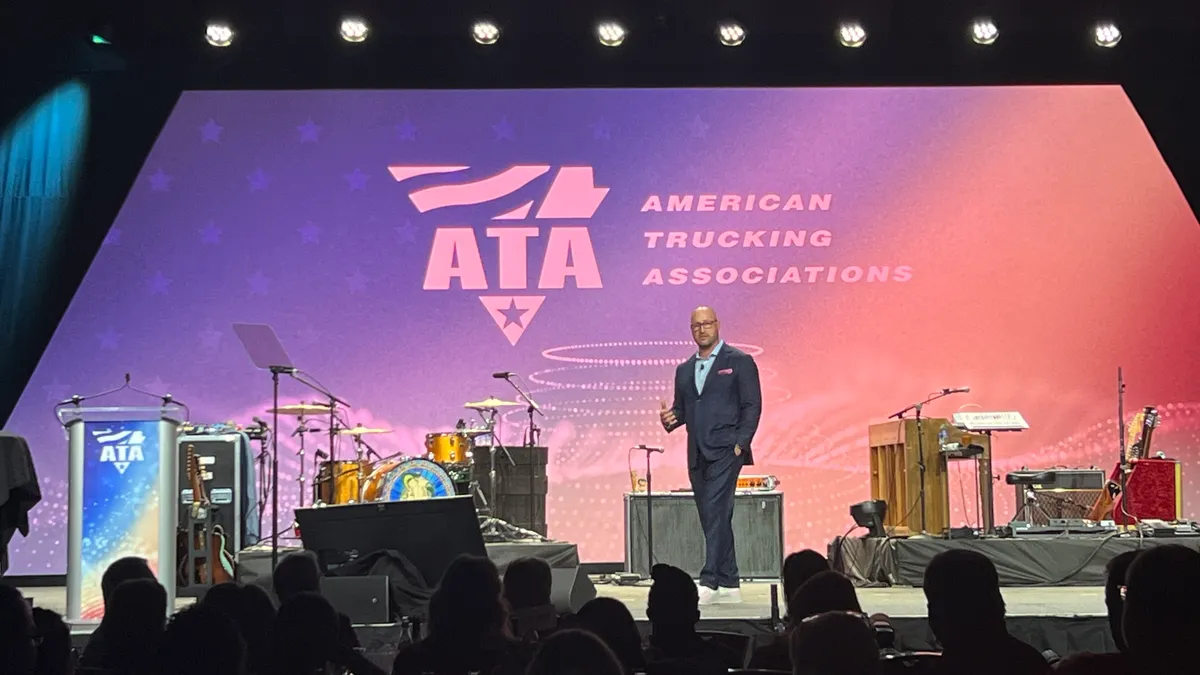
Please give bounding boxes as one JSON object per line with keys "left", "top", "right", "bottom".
{"left": 295, "top": 496, "right": 486, "bottom": 587}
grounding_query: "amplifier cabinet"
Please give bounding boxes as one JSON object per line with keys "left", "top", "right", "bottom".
{"left": 624, "top": 491, "right": 784, "bottom": 580}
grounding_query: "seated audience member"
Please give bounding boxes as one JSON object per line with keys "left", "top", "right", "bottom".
{"left": 571, "top": 597, "right": 646, "bottom": 674}
{"left": 31, "top": 608, "right": 74, "bottom": 675}
{"left": 80, "top": 578, "right": 167, "bottom": 674}
{"left": 1051, "top": 550, "right": 1141, "bottom": 674}
{"left": 154, "top": 604, "right": 246, "bottom": 675}
{"left": 642, "top": 564, "right": 737, "bottom": 672}
{"left": 1118, "top": 544, "right": 1200, "bottom": 670}
{"left": 749, "top": 570, "right": 865, "bottom": 670}
{"left": 783, "top": 550, "right": 831, "bottom": 616}
{"left": 526, "top": 629, "right": 625, "bottom": 675}
{"left": 503, "top": 557, "right": 558, "bottom": 640}
{"left": 923, "top": 550, "right": 1048, "bottom": 675}
{"left": 273, "top": 551, "right": 360, "bottom": 651}
{"left": 200, "top": 582, "right": 277, "bottom": 675}
{"left": 0, "top": 584, "right": 38, "bottom": 675}
{"left": 80, "top": 557, "right": 158, "bottom": 667}
{"left": 272, "top": 592, "right": 385, "bottom": 675}
{"left": 790, "top": 611, "right": 880, "bottom": 675}
{"left": 392, "top": 554, "right": 525, "bottom": 675}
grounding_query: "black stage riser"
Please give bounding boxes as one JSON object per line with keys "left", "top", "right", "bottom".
{"left": 832, "top": 535, "right": 1200, "bottom": 587}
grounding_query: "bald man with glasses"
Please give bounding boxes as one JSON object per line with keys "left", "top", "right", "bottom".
{"left": 659, "top": 306, "right": 762, "bottom": 605}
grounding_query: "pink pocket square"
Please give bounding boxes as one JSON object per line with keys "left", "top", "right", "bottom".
{"left": 718, "top": 368, "right": 734, "bottom": 375}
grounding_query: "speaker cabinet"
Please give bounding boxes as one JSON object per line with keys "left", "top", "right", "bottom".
{"left": 549, "top": 565, "right": 597, "bottom": 613}
{"left": 624, "top": 491, "right": 784, "bottom": 579}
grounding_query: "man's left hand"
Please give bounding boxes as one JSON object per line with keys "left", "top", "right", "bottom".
{"left": 734, "top": 445, "right": 742, "bottom": 457}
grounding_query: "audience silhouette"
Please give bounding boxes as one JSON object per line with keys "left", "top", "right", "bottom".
{"left": 0, "top": 584, "right": 38, "bottom": 675}
{"left": 154, "top": 604, "right": 246, "bottom": 675}
{"left": 30, "top": 608, "right": 73, "bottom": 675}
{"left": 790, "top": 611, "right": 881, "bottom": 675}
{"left": 273, "top": 551, "right": 360, "bottom": 653}
{"left": 643, "top": 563, "right": 736, "bottom": 672}
{"left": 782, "top": 550, "right": 831, "bottom": 613}
{"left": 503, "top": 557, "right": 558, "bottom": 640}
{"left": 923, "top": 549, "right": 1048, "bottom": 675}
{"left": 525, "top": 629, "right": 625, "bottom": 675}
{"left": 750, "top": 569, "right": 864, "bottom": 670}
{"left": 571, "top": 597, "right": 646, "bottom": 675}
{"left": 79, "top": 578, "right": 166, "bottom": 674}
{"left": 200, "top": 582, "right": 278, "bottom": 675}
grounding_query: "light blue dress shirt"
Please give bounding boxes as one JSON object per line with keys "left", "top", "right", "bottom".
{"left": 694, "top": 339, "right": 724, "bottom": 395}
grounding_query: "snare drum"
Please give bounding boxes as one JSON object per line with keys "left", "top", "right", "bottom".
{"left": 314, "top": 460, "right": 371, "bottom": 505}
{"left": 425, "top": 432, "right": 472, "bottom": 465}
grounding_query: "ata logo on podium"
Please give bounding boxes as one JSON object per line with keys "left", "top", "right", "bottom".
{"left": 91, "top": 428, "right": 147, "bottom": 475}
{"left": 390, "top": 164, "right": 609, "bottom": 345}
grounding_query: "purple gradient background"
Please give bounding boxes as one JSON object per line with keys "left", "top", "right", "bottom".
{"left": 6, "top": 87, "right": 1200, "bottom": 574}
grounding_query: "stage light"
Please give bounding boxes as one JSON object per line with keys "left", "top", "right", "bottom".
{"left": 340, "top": 17, "right": 369, "bottom": 43}
{"left": 837, "top": 22, "right": 867, "bottom": 48}
{"left": 717, "top": 22, "right": 746, "bottom": 47}
{"left": 971, "top": 19, "right": 999, "bottom": 45}
{"left": 205, "top": 22, "right": 234, "bottom": 48}
{"left": 472, "top": 21, "right": 500, "bottom": 45}
{"left": 1094, "top": 22, "right": 1121, "bottom": 48}
{"left": 597, "top": 21, "right": 626, "bottom": 47}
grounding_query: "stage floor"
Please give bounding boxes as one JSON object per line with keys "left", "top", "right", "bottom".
{"left": 21, "top": 580, "right": 1106, "bottom": 629}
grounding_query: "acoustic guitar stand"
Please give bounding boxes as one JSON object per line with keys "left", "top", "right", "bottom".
{"left": 182, "top": 505, "right": 221, "bottom": 589}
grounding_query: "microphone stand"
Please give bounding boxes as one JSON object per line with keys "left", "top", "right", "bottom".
{"left": 643, "top": 446, "right": 656, "bottom": 577}
{"left": 1117, "top": 367, "right": 1129, "bottom": 527}
{"left": 502, "top": 374, "right": 544, "bottom": 447}
{"left": 889, "top": 390, "right": 958, "bottom": 535}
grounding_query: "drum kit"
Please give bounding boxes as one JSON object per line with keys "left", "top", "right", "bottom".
{"left": 265, "top": 396, "right": 527, "bottom": 519}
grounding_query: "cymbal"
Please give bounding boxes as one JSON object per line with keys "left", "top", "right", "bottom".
{"left": 267, "top": 403, "right": 332, "bottom": 416}
{"left": 338, "top": 426, "right": 392, "bottom": 436}
{"left": 464, "top": 397, "right": 522, "bottom": 410}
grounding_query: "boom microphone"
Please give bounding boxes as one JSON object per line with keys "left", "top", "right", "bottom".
{"left": 492, "top": 371, "right": 514, "bottom": 379}
{"left": 941, "top": 386, "right": 971, "bottom": 394}
{"left": 636, "top": 445, "right": 665, "bottom": 453}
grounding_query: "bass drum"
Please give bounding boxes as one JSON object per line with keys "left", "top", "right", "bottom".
{"left": 361, "top": 458, "right": 457, "bottom": 502}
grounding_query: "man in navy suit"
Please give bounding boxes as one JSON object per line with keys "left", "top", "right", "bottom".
{"left": 660, "top": 306, "right": 762, "bottom": 604}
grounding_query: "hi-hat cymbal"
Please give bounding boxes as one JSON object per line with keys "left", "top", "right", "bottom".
{"left": 464, "top": 397, "right": 522, "bottom": 410}
{"left": 338, "top": 426, "right": 393, "bottom": 436}
{"left": 267, "top": 403, "right": 332, "bottom": 416}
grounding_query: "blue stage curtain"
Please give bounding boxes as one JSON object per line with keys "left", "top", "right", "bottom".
{"left": 0, "top": 80, "right": 90, "bottom": 349}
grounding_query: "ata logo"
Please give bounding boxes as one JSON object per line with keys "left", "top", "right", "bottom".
{"left": 92, "top": 428, "right": 146, "bottom": 475}
{"left": 390, "top": 164, "right": 609, "bottom": 345}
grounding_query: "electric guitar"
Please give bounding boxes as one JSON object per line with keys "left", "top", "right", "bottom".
{"left": 1087, "top": 406, "right": 1160, "bottom": 521}
{"left": 176, "top": 444, "right": 237, "bottom": 584}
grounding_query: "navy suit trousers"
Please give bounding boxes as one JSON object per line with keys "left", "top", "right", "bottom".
{"left": 689, "top": 450, "right": 743, "bottom": 589}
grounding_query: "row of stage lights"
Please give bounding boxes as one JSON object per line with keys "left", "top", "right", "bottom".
{"left": 200, "top": 18, "right": 1127, "bottom": 50}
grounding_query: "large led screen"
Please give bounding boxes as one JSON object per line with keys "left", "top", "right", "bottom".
{"left": 6, "top": 87, "right": 1200, "bottom": 574}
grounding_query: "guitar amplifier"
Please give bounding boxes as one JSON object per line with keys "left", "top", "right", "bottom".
{"left": 177, "top": 433, "right": 258, "bottom": 558}
{"left": 624, "top": 491, "right": 784, "bottom": 579}
{"left": 1008, "top": 469, "right": 1105, "bottom": 526}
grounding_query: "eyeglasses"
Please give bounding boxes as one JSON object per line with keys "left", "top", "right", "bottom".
{"left": 690, "top": 320, "right": 717, "bottom": 331}
{"left": 800, "top": 610, "right": 871, "bottom": 625}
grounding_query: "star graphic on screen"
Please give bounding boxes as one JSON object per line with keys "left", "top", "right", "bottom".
{"left": 102, "top": 228, "right": 122, "bottom": 246}
{"left": 395, "top": 118, "right": 417, "bottom": 141}
{"left": 247, "top": 168, "right": 270, "bottom": 192}
{"left": 148, "top": 169, "right": 173, "bottom": 191}
{"left": 297, "top": 119, "right": 322, "bottom": 143}
{"left": 493, "top": 117, "right": 515, "bottom": 141}
{"left": 344, "top": 169, "right": 370, "bottom": 191}
{"left": 42, "top": 378, "right": 72, "bottom": 404}
{"left": 394, "top": 220, "right": 417, "bottom": 244}
{"left": 198, "top": 326, "right": 222, "bottom": 350}
{"left": 143, "top": 376, "right": 170, "bottom": 395}
{"left": 146, "top": 271, "right": 172, "bottom": 295}
{"left": 199, "top": 220, "right": 222, "bottom": 244}
{"left": 247, "top": 270, "right": 271, "bottom": 295}
{"left": 688, "top": 115, "right": 709, "bottom": 138}
{"left": 591, "top": 119, "right": 612, "bottom": 140}
{"left": 298, "top": 221, "right": 321, "bottom": 244}
{"left": 346, "top": 269, "right": 369, "bottom": 293}
{"left": 200, "top": 118, "right": 223, "bottom": 143}
{"left": 498, "top": 299, "right": 530, "bottom": 328}
{"left": 96, "top": 327, "right": 122, "bottom": 350}
{"left": 297, "top": 326, "right": 320, "bottom": 345}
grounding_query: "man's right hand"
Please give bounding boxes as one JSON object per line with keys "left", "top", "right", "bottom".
{"left": 660, "top": 400, "right": 678, "bottom": 429}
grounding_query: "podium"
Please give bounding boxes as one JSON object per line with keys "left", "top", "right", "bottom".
{"left": 58, "top": 405, "right": 183, "bottom": 622}
{"left": 868, "top": 418, "right": 992, "bottom": 535}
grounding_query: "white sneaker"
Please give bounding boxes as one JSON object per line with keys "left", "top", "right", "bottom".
{"left": 713, "top": 587, "right": 743, "bottom": 604}
{"left": 697, "top": 586, "right": 719, "bottom": 606}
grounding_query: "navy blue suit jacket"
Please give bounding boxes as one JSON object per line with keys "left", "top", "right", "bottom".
{"left": 664, "top": 344, "right": 763, "bottom": 469}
